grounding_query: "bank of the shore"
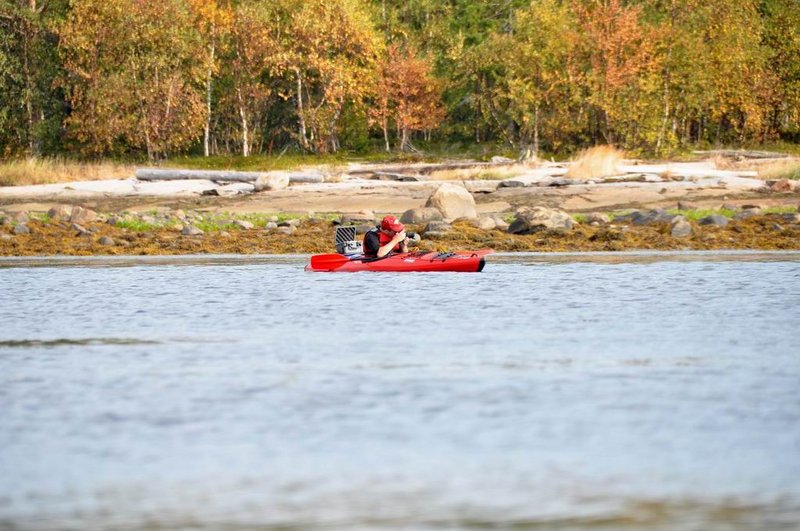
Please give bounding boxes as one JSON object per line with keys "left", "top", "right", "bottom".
{"left": 2, "top": 207, "right": 799, "bottom": 256}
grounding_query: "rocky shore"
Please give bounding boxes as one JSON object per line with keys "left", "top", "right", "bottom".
{"left": 1, "top": 157, "right": 799, "bottom": 256}
{"left": 2, "top": 202, "right": 798, "bottom": 256}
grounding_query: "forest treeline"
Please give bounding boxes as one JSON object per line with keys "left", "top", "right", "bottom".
{"left": 1, "top": 0, "right": 799, "bottom": 161}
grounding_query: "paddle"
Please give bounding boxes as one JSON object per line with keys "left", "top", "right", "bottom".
{"left": 309, "top": 253, "right": 352, "bottom": 270}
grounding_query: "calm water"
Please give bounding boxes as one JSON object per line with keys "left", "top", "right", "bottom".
{"left": 1, "top": 252, "right": 799, "bottom": 530}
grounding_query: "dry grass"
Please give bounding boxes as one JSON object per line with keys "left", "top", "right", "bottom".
{"left": 565, "top": 145, "right": 625, "bottom": 180}
{"left": 755, "top": 158, "right": 800, "bottom": 180}
{"left": 0, "top": 158, "right": 135, "bottom": 187}
{"left": 428, "top": 164, "right": 527, "bottom": 181}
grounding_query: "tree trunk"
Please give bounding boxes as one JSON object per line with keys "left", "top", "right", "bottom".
{"left": 533, "top": 104, "right": 540, "bottom": 158}
{"left": 203, "top": 42, "right": 215, "bottom": 158}
{"left": 382, "top": 117, "right": 390, "bottom": 152}
{"left": 295, "top": 67, "right": 308, "bottom": 150}
{"left": 236, "top": 87, "right": 250, "bottom": 157}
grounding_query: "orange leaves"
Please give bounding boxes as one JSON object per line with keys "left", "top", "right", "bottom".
{"left": 371, "top": 44, "right": 443, "bottom": 147}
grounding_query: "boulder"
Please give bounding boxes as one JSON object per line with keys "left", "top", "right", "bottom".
{"left": 422, "top": 221, "right": 452, "bottom": 235}
{"left": 233, "top": 220, "right": 254, "bottom": 230}
{"left": 254, "top": 172, "right": 290, "bottom": 192}
{"left": 508, "top": 206, "right": 574, "bottom": 234}
{"left": 340, "top": 212, "right": 375, "bottom": 225}
{"left": 47, "top": 205, "right": 72, "bottom": 221}
{"left": 471, "top": 216, "right": 497, "bottom": 230}
{"left": 400, "top": 207, "right": 443, "bottom": 224}
{"left": 71, "top": 223, "right": 90, "bottom": 236}
{"left": 586, "top": 212, "right": 610, "bottom": 224}
{"left": 98, "top": 236, "right": 115, "bottom": 246}
{"left": 766, "top": 179, "right": 792, "bottom": 192}
{"left": 182, "top": 225, "right": 204, "bottom": 236}
{"left": 627, "top": 209, "right": 675, "bottom": 225}
{"left": 425, "top": 183, "right": 477, "bottom": 221}
{"left": 677, "top": 201, "right": 698, "bottom": 211}
{"left": 13, "top": 211, "right": 29, "bottom": 224}
{"left": 733, "top": 210, "right": 759, "bottom": 221}
{"left": 70, "top": 206, "right": 98, "bottom": 224}
{"left": 671, "top": 217, "right": 692, "bottom": 238}
{"left": 12, "top": 224, "right": 30, "bottom": 235}
{"left": 265, "top": 221, "right": 278, "bottom": 230}
{"left": 489, "top": 214, "right": 510, "bottom": 231}
{"left": 276, "top": 225, "right": 296, "bottom": 235}
{"left": 698, "top": 214, "right": 729, "bottom": 227}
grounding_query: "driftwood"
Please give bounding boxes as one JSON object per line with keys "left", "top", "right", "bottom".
{"left": 347, "top": 160, "right": 515, "bottom": 177}
{"left": 135, "top": 168, "right": 324, "bottom": 184}
{"left": 373, "top": 172, "right": 423, "bottom": 182}
{"left": 693, "top": 150, "right": 790, "bottom": 159}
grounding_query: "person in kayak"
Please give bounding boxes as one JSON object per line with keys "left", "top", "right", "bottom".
{"left": 363, "top": 215, "right": 409, "bottom": 258}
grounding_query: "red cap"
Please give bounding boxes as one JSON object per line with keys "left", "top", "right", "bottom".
{"left": 380, "top": 215, "right": 404, "bottom": 232}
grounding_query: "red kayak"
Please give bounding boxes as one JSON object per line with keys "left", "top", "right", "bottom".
{"left": 305, "top": 249, "right": 493, "bottom": 272}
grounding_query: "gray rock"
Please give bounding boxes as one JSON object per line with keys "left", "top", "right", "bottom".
{"left": 1, "top": 234, "right": 12, "bottom": 241}
{"left": 355, "top": 223, "right": 374, "bottom": 234}
{"left": 422, "top": 221, "right": 452, "bottom": 235}
{"left": 70, "top": 206, "right": 98, "bottom": 224}
{"left": 489, "top": 214, "right": 510, "bottom": 231}
{"left": 13, "top": 224, "right": 30, "bottom": 235}
{"left": 340, "top": 212, "right": 375, "bottom": 225}
{"left": 71, "top": 223, "right": 90, "bottom": 236}
{"left": 182, "top": 225, "right": 204, "bottom": 236}
{"left": 771, "top": 223, "right": 784, "bottom": 231}
{"left": 219, "top": 231, "right": 232, "bottom": 238}
{"left": 733, "top": 210, "right": 759, "bottom": 221}
{"left": 586, "top": 212, "right": 610, "bottom": 224}
{"left": 13, "top": 211, "right": 29, "bottom": 224}
{"left": 276, "top": 225, "right": 296, "bottom": 235}
{"left": 625, "top": 209, "right": 674, "bottom": 225}
{"left": 498, "top": 180, "right": 525, "bottom": 188}
{"left": 265, "top": 221, "right": 278, "bottom": 230}
{"left": 471, "top": 216, "right": 497, "bottom": 230}
{"left": 698, "top": 214, "right": 729, "bottom": 227}
{"left": 233, "top": 220, "right": 254, "bottom": 230}
{"left": 671, "top": 218, "right": 692, "bottom": 238}
{"left": 400, "top": 207, "right": 443, "bottom": 224}
{"left": 677, "top": 201, "right": 698, "bottom": 211}
{"left": 508, "top": 206, "right": 574, "bottom": 234}
{"left": 107, "top": 216, "right": 121, "bottom": 225}
{"left": 422, "top": 231, "right": 450, "bottom": 239}
{"left": 47, "top": 205, "right": 72, "bottom": 220}
{"left": 98, "top": 236, "right": 115, "bottom": 246}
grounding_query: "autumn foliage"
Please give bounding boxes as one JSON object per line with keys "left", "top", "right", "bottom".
{"left": 0, "top": 0, "right": 799, "bottom": 160}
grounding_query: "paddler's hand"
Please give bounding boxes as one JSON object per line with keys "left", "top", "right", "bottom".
{"left": 393, "top": 230, "right": 407, "bottom": 243}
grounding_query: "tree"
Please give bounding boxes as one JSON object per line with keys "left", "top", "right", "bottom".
{"left": 225, "top": 0, "right": 287, "bottom": 157}
{"left": 187, "top": 0, "right": 232, "bottom": 157}
{"left": 287, "top": 0, "right": 381, "bottom": 153}
{"left": 370, "top": 44, "right": 443, "bottom": 151}
{"left": 571, "top": 0, "right": 660, "bottom": 147}
{"left": 0, "top": 0, "right": 68, "bottom": 156}
{"left": 60, "top": 0, "right": 206, "bottom": 160}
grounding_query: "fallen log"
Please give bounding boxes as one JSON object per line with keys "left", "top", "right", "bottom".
{"left": 693, "top": 150, "right": 790, "bottom": 159}
{"left": 135, "top": 168, "right": 324, "bottom": 184}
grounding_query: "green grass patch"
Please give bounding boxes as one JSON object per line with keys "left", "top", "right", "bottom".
{"left": 666, "top": 208, "right": 736, "bottom": 221}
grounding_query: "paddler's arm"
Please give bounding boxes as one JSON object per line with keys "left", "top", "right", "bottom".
{"left": 377, "top": 230, "right": 407, "bottom": 258}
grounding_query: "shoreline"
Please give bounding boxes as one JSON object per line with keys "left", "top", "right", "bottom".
{"left": 2, "top": 209, "right": 799, "bottom": 257}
